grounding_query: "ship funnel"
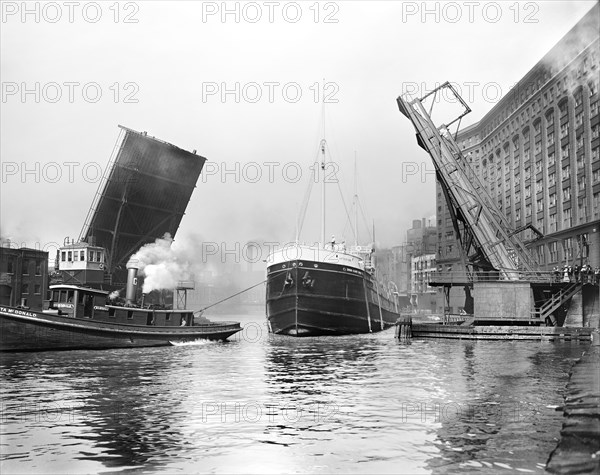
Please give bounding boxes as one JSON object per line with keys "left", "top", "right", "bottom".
{"left": 125, "top": 264, "right": 139, "bottom": 305}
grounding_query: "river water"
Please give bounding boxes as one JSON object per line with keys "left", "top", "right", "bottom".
{"left": 0, "top": 310, "right": 586, "bottom": 474}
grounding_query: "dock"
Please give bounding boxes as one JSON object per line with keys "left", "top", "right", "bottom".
{"left": 546, "top": 344, "right": 600, "bottom": 474}
{"left": 410, "top": 322, "right": 595, "bottom": 341}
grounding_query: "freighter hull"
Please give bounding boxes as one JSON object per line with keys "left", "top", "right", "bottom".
{"left": 266, "top": 258, "right": 400, "bottom": 337}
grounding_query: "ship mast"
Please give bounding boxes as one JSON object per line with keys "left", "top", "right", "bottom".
{"left": 320, "top": 139, "right": 326, "bottom": 247}
{"left": 353, "top": 154, "right": 358, "bottom": 247}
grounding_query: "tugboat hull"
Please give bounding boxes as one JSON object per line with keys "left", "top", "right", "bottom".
{"left": 0, "top": 306, "right": 241, "bottom": 352}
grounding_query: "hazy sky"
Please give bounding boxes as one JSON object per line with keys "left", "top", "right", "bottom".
{"left": 1, "top": 0, "right": 596, "bottom": 263}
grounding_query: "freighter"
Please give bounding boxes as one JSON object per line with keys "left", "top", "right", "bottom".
{"left": 265, "top": 140, "right": 401, "bottom": 336}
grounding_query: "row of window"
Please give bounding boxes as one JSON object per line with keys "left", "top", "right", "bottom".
{"left": 5, "top": 259, "right": 43, "bottom": 275}
{"left": 536, "top": 233, "right": 590, "bottom": 264}
{"left": 481, "top": 67, "right": 598, "bottom": 144}
{"left": 441, "top": 190, "right": 599, "bottom": 246}
{"left": 474, "top": 93, "right": 599, "bottom": 156}
{"left": 21, "top": 283, "right": 42, "bottom": 295}
{"left": 60, "top": 250, "right": 103, "bottom": 263}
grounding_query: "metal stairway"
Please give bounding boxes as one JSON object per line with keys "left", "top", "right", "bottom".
{"left": 531, "top": 282, "right": 583, "bottom": 323}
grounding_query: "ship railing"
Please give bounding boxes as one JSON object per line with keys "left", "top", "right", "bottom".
{"left": 192, "top": 321, "right": 240, "bottom": 331}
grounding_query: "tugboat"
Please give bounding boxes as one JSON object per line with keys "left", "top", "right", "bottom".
{"left": 0, "top": 245, "right": 241, "bottom": 351}
{"left": 265, "top": 140, "right": 401, "bottom": 336}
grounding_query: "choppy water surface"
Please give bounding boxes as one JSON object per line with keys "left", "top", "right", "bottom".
{"left": 0, "top": 311, "right": 585, "bottom": 474}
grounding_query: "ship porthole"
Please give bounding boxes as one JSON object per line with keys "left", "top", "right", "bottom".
{"left": 282, "top": 264, "right": 286, "bottom": 269}
{"left": 299, "top": 262, "right": 303, "bottom": 266}
{"left": 292, "top": 263, "right": 297, "bottom": 267}
{"left": 314, "top": 264, "right": 318, "bottom": 268}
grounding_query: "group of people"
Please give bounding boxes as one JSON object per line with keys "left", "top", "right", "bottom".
{"left": 552, "top": 264, "right": 600, "bottom": 284}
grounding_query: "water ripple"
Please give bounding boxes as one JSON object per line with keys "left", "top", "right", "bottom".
{"left": 0, "top": 314, "right": 586, "bottom": 474}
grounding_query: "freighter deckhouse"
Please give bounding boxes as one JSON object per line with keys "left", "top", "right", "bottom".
{"left": 265, "top": 139, "right": 402, "bottom": 336}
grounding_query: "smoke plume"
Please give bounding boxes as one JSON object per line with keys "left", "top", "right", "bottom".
{"left": 127, "top": 233, "right": 195, "bottom": 293}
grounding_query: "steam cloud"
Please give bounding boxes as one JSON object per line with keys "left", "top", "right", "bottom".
{"left": 127, "top": 233, "right": 195, "bottom": 294}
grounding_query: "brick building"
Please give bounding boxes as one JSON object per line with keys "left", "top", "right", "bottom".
{"left": 0, "top": 246, "right": 49, "bottom": 309}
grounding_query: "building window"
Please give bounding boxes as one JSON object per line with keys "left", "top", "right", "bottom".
{"left": 535, "top": 161, "right": 542, "bottom": 174}
{"left": 525, "top": 185, "right": 531, "bottom": 198}
{"left": 67, "top": 251, "right": 72, "bottom": 262}
{"left": 562, "top": 165, "right": 571, "bottom": 180}
{"left": 547, "top": 131, "right": 555, "bottom": 146}
{"left": 536, "top": 180, "right": 543, "bottom": 193}
{"left": 578, "top": 201, "right": 587, "bottom": 223}
{"left": 548, "top": 173, "right": 556, "bottom": 186}
{"left": 594, "top": 192, "right": 600, "bottom": 219}
{"left": 61, "top": 251, "right": 66, "bottom": 262}
{"left": 34, "top": 284, "right": 41, "bottom": 295}
{"left": 560, "top": 123, "right": 569, "bottom": 138}
{"left": 577, "top": 177, "right": 586, "bottom": 193}
{"left": 537, "top": 245, "right": 546, "bottom": 264}
{"left": 593, "top": 147, "right": 599, "bottom": 162}
{"left": 592, "top": 125, "right": 599, "bottom": 140}
{"left": 537, "top": 199, "right": 544, "bottom": 212}
{"left": 561, "top": 145, "right": 569, "bottom": 160}
{"left": 535, "top": 140, "right": 542, "bottom": 154}
{"left": 549, "top": 242, "right": 558, "bottom": 261}
{"left": 549, "top": 193, "right": 557, "bottom": 207}
{"left": 578, "top": 233, "right": 589, "bottom": 258}
{"left": 591, "top": 101, "right": 598, "bottom": 118}
{"left": 549, "top": 213, "right": 557, "bottom": 232}
{"left": 563, "top": 186, "right": 571, "bottom": 201}
{"left": 89, "top": 250, "right": 95, "bottom": 262}
{"left": 563, "top": 237, "right": 573, "bottom": 259}
{"left": 22, "top": 260, "right": 29, "bottom": 275}
{"left": 22, "top": 284, "right": 29, "bottom": 294}
{"left": 576, "top": 135, "right": 584, "bottom": 150}
{"left": 548, "top": 152, "right": 555, "bottom": 167}
{"left": 35, "top": 261, "right": 41, "bottom": 276}
{"left": 7, "top": 260, "right": 14, "bottom": 274}
{"left": 574, "top": 92, "right": 583, "bottom": 108}
{"left": 594, "top": 169, "right": 600, "bottom": 184}
{"left": 577, "top": 155, "right": 585, "bottom": 170}
{"left": 563, "top": 208, "right": 572, "bottom": 227}
{"left": 526, "top": 203, "right": 532, "bottom": 217}
{"left": 575, "top": 112, "right": 583, "bottom": 127}
{"left": 589, "top": 80, "right": 598, "bottom": 97}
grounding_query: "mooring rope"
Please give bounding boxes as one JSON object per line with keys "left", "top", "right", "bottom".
{"left": 193, "top": 280, "right": 267, "bottom": 314}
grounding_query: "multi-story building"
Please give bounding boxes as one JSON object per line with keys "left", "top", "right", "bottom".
{"left": 437, "top": 4, "right": 600, "bottom": 313}
{"left": 0, "top": 246, "right": 49, "bottom": 309}
{"left": 377, "top": 218, "right": 437, "bottom": 310}
{"left": 411, "top": 253, "right": 437, "bottom": 311}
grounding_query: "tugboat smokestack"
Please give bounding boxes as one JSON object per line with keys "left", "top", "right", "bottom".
{"left": 125, "top": 265, "right": 139, "bottom": 306}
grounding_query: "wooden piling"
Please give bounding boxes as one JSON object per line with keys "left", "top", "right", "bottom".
{"left": 395, "top": 315, "right": 412, "bottom": 340}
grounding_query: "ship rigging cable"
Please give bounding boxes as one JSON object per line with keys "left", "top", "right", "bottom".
{"left": 193, "top": 280, "right": 267, "bottom": 314}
